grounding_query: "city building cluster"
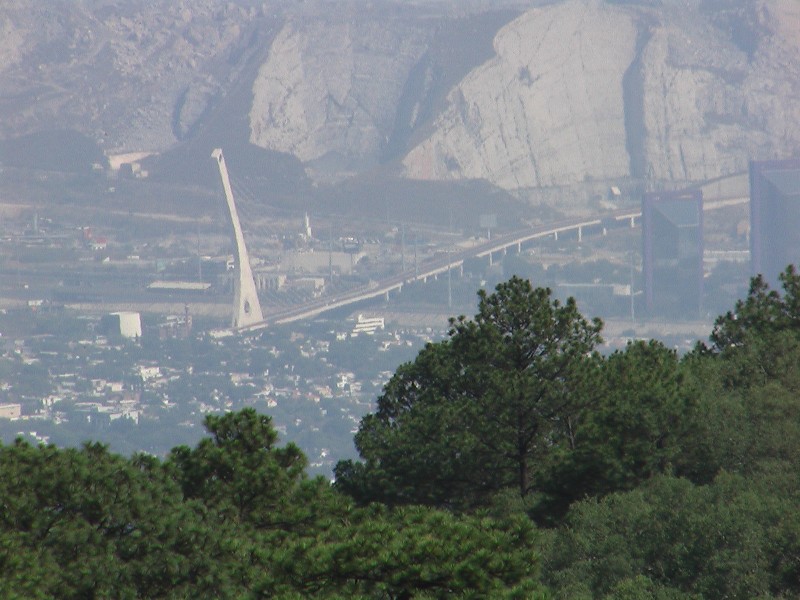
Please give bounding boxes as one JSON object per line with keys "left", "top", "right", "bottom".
{"left": 0, "top": 306, "right": 437, "bottom": 474}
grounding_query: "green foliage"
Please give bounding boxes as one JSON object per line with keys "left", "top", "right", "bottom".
{"left": 167, "top": 409, "right": 310, "bottom": 528}
{"left": 536, "top": 340, "right": 694, "bottom": 521}
{"left": 545, "top": 473, "right": 800, "bottom": 599}
{"left": 0, "top": 408, "right": 551, "bottom": 598}
{"left": 0, "top": 440, "right": 227, "bottom": 599}
{"left": 539, "top": 268, "right": 800, "bottom": 598}
{"left": 336, "top": 277, "right": 603, "bottom": 510}
{"left": 259, "top": 505, "right": 547, "bottom": 599}
{"left": 679, "top": 359, "right": 800, "bottom": 481}
{"left": 7, "top": 270, "right": 800, "bottom": 597}
{"left": 333, "top": 271, "right": 800, "bottom": 598}
{"left": 679, "top": 266, "right": 800, "bottom": 480}
{"left": 708, "top": 265, "right": 800, "bottom": 389}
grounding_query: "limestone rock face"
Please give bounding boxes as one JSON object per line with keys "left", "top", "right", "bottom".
{"left": 249, "top": 15, "right": 431, "bottom": 179}
{"left": 399, "top": 0, "right": 800, "bottom": 191}
{"left": 640, "top": 0, "right": 800, "bottom": 182}
{"left": 402, "top": 0, "right": 636, "bottom": 189}
{"left": 2, "top": 0, "right": 800, "bottom": 194}
{"left": 0, "top": 1, "right": 261, "bottom": 153}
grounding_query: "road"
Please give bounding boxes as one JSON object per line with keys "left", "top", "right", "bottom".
{"left": 242, "top": 195, "right": 748, "bottom": 331}
{"left": 237, "top": 208, "right": 644, "bottom": 331}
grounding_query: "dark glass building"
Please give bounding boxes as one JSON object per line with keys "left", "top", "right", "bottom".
{"left": 750, "top": 158, "right": 800, "bottom": 288}
{"left": 642, "top": 189, "right": 704, "bottom": 315}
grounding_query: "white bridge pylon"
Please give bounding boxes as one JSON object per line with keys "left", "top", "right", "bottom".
{"left": 212, "top": 148, "right": 265, "bottom": 329}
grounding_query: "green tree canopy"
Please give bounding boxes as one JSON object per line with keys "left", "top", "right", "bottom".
{"left": 707, "top": 265, "right": 800, "bottom": 389}
{"left": 0, "top": 410, "right": 552, "bottom": 598}
{"left": 680, "top": 265, "right": 800, "bottom": 481}
{"left": 545, "top": 472, "right": 800, "bottom": 600}
{"left": 0, "top": 440, "right": 227, "bottom": 599}
{"left": 9, "top": 270, "right": 800, "bottom": 598}
{"left": 259, "top": 505, "right": 548, "bottom": 599}
{"left": 535, "top": 340, "right": 696, "bottom": 521}
{"left": 335, "top": 277, "right": 603, "bottom": 510}
{"left": 166, "top": 408, "right": 323, "bottom": 532}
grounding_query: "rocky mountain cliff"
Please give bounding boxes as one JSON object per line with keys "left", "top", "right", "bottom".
{"left": 403, "top": 0, "right": 638, "bottom": 189}
{"left": 249, "top": 12, "right": 433, "bottom": 178}
{"left": 0, "top": 1, "right": 267, "bottom": 152}
{"left": 399, "top": 0, "right": 800, "bottom": 190}
{"left": 2, "top": 0, "right": 799, "bottom": 200}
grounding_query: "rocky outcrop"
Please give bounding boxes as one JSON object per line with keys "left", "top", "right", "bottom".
{"left": 640, "top": 0, "right": 800, "bottom": 182}
{"left": 249, "top": 13, "right": 432, "bottom": 179}
{"left": 2, "top": 0, "right": 799, "bottom": 195}
{"left": 402, "top": 0, "right": 637, "bottom": 189}
{"left": 401, "top": 0, "right": 800, "bottom": 191}
{"left": 0, "top": 1, "right": 264, "bottom": 153}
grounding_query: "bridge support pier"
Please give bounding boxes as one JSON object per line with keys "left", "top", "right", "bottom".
{"left": 578, "top": 226, "right": 582, "bottom": 242}
{"left": 554, "top": 231, "right": 558, "bottom": 241}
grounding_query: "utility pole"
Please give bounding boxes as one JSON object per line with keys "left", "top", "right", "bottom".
{"left": 328, "top": 224, "right": 333, "bottom": 284}
{"left": 448, "top": 266, "right": 452, "bottom": 308}
{"left": 401, "top": 223, "right": 406, "bottom": 272}
{"left": 630, "top": 251, "right": 636, "bottom": 324}
{"left": 196, "top": 220, "right": 202, "bottom": 281}
{"left": 414, "top": 232, "right": 418, "bottom": 278}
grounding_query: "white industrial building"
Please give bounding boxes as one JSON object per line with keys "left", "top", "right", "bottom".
{"left": 0, "top": 403, "right": 22, "bottom": 419}
{"left": 351, "top": 314, "right": 385, "bottom": 336}
{"left": 103, "top": 312, "right": 142, "bottom": 338}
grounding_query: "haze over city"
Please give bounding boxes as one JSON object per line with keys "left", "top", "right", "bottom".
{"left": 4, "top": 1, "right": 800, "bottom": 597}
{"left": 0, "top": 0, "right": 798, "bottom": 498}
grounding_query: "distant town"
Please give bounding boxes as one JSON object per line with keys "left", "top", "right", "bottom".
{"left": 0, "top": 299, "right": 448, "bottom": 475}
{"left": 2, "top": 157, "right": 789, "bottom": 475}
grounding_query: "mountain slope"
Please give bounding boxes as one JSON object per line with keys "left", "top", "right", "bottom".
{"left": 398, "top": 0, "right": 800, "bottom": 190}
{"left": 402, "top": 0, "right": 637, "bottom": 189}
{"left": 2, "top": 0, "right": 799, "bottom": 201}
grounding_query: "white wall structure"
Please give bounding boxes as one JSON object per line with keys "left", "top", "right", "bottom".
{"left": 212, "top": 149, "right": 265, "bottom": 329}
{"left": 110, "top": 311, "right": 142, "bottom": 338}
{"left": 0, "top": 404, "right": 22, "bottom": 419}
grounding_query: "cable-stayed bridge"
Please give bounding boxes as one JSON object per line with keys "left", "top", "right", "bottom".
{"left": 213, "top": 150, "right": 748, "bottom": 334}
{"left": 233, "top": 209, "right": 642, "bottom": 332}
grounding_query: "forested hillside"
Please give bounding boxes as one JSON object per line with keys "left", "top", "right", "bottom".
{"left": 2, "top": 272, "right": 800, "bottom": 598}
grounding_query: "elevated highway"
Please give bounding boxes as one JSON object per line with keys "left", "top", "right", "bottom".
{"left": 237, "top": 209, "right": 642, "bottom": 331}
{"left": 235, "top": 196, "right": 747, "bottom": 332}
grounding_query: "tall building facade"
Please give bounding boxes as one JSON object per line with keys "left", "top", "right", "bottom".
{"left": 642, "top": 189, "right": 704, "bottom": 315}
{"left": 750, "top": 158, "right": 800, "bottom": 288}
